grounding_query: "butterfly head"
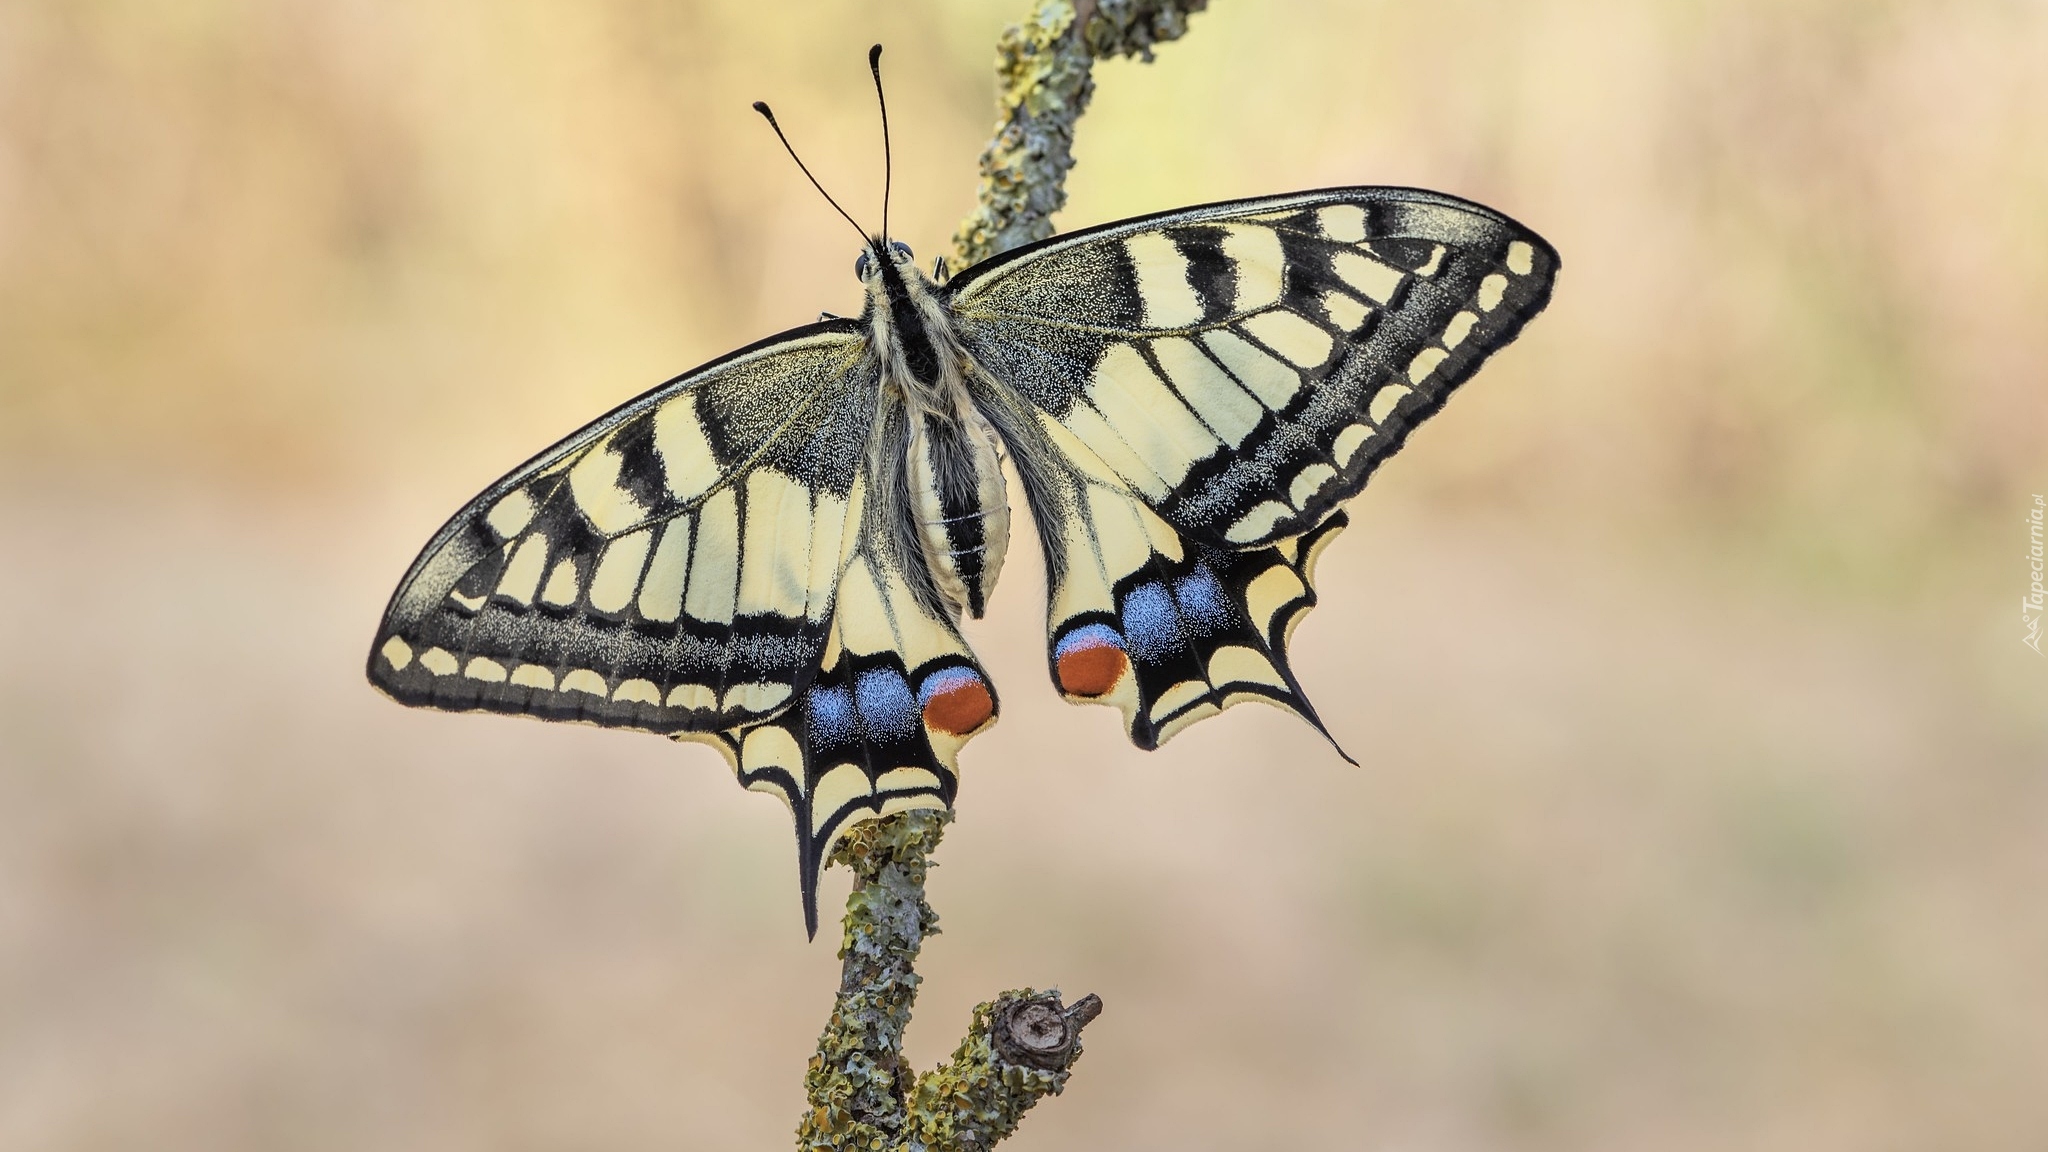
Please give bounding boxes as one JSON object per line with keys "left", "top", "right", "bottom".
{"left": 854, "top": 240, "right": 915, "bottom": 282}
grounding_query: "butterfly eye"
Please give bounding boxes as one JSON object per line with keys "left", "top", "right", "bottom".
{"left": 891, "top": 241, "right": 914, "bottom": 263}
{"left": 854, "top": 251, "right": 871, "bottom": 280}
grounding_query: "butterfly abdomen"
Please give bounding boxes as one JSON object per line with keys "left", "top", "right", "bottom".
{"left": 905, "top": 408, "right": 1011, "bottom": 619}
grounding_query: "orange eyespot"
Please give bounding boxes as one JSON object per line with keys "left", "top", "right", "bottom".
{"left": 1056, "top": 646, "right": 1127, "bottom": 698}
{"left": 921, "top": 676, "right": 994, "bottom": 736}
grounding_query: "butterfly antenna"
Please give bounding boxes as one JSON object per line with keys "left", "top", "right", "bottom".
{"left": 752, "top": 100, "right": 870, "bottom": 246}
{"left": 868, "top": 43, "right": 892, "bottom": 243}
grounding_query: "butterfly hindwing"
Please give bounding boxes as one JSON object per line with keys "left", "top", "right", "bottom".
{"left": 368, "top": 322, "right": 876, "bottom": 735}
{"left": 979, "top": 381, "right": 1348, "bottom": 751}
{"left": 948, "top": 187, "right": 1557, "bottom": 550}
{"left": 689, "top": 481, "right": 998, "bottom": 936}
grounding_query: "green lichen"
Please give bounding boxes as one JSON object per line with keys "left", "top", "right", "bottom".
{"left": 949, "top": 0, "right": 1211, "bottom": 272}
{"left": 796, "top": 812, "right": 1102, "bottom": 1151}
{"left": 797, "top": 810, "right": 944, "bottom": 1150}
{"left": 903, "top": 991, "right": 1102, "bottom": 1150}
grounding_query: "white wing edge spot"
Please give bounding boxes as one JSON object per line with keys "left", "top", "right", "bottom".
{"left": 1227, "top": 500, "right": 1293, "bottom": 545}
{"left": 1209, "top": 645, "right": 1286, "bottom": 689}
{"left": 1478, "top": 274, "right": 1510, "bottom": 311}
{"left": 1506, "top": 240, "right": 1536, "bottom": 276}
{"left": 1442, "top": 311, "right": 1478, "bottom": 350}
{"left": 614, "top": 678, "right": 661, "bottom": 705}
{"left": 511, "top": 664, "right": 555, "bottom": 690}
{"left": 560, "top": 669, "right": 608, "bottom": 698}
{"left": 420, "top": 648, "right": 458, "bottom": 676}
{"left": 380, "top": 636, "right": 413, "bottom": 671}
{"left": 1244, "top": 566, "right": 1308, "bottom": 636}
{"left": 1289, "top": 462, "right": 1337, "bottom": 510}
{"left": 1150, "top": 679, "right": 1209, "bottom": 723}
{"left": 1408, "top": 347, "right": 1449, "bottom": 385}
{"left": 876, "top": 766, "right": 942, "bottom": 794}
{"left": 723, "top": 681, "right": 793, "bottom": 714}
{"left": 1333, "top": 424, "right": 1372, "bottom": 468}
{"left": 668, "top": 683, "right": 717, "bottom": 710}
{"left": 1368, "top": 384, "right": 1412, "bottom": 426}
{"left": 809, "top": 763, "right": 872, "bottom": 834}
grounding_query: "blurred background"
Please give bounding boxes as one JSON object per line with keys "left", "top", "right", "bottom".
{"left": 3, "top": 0, "right": 2045, "bottom": 1148}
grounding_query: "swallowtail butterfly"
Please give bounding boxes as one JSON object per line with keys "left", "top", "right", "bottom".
{"left": 369, "top": 49, "right": 1558, "bottom": 935}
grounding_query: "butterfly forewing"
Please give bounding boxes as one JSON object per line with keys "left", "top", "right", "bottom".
{"left": 948, "top": 187, "right": 1558, "bottom": 550}
{"left": 369, "top": 322, "right": 876, "bottom": 734}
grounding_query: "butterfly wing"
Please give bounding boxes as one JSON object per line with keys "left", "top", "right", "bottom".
{"left": 700, "top": 436, "right": 998, "bottom": 935}
{"left": 947, "top": 187, "right": 1556, "bottom": 746}
{"left": 369, "top": 321, "right": 876, "bottom": 734}
{"left": 371, "top": 322, "right": 1000, "bottom": 936}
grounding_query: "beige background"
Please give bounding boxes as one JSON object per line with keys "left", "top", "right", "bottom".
{"left": 4, "top": 0, "right": 2046, "bottom": 1148}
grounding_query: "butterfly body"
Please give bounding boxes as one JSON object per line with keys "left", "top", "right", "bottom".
{"left": 370, "top": 186, "right": 1558, "bottom": 935}
{"left": 861, "top": 239, "right": 1013, "bottom": 621}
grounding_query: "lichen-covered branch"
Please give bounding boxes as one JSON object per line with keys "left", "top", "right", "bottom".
{"left": 796, "top": 812, "right": 1103, "bottom": 1151}
{"left": 796, "top": 811, "right": 944, "bottom": 1150}
{"left": 948, "top": 0, "right": 1212, "bottom": 272}
{"left": 903, "top": 991, "right": 1105, "bottom": 1149}
{"left": 798, "top": 4, "right": 1212, "bottom": 1146}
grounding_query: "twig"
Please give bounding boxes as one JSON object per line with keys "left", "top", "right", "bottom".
{"left": 949, "top": 0, "right": 1213, "bottom": 272}
{"left": 797, "top": 3, "right": 1209, "bottom": 1147}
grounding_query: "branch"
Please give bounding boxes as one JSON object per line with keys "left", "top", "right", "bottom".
{"left": 798, "top": 3, "right": 1209, "bottom": 1147}
{"left": 949, "top": 0, "right": 1213, "bottom": 272}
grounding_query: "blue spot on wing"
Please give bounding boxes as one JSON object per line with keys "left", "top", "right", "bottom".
{"left": 805, "top": 685, "right": 858, "bottom": 747}
{"left": 1120, "top": 581, "right": 1180, "bottom": 660}
{"left": 854, "top": 667, "right": 920, "bottom": 741}
{"left": 1173, "top": 565, "right": 1232, "bottom": 633}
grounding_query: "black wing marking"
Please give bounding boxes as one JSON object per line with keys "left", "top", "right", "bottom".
{"left": 949, "top": 187, "right": 1557, "bottom": 551}
{"left": 368, "top": 321, "right": 876, "bottom": 734}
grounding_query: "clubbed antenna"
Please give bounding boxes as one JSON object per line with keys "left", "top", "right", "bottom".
{"left": 752, "top": 100, "right": 869, "bottom": 246}
{"left": 869, "top": 44, "right": 893, "bottom": 243}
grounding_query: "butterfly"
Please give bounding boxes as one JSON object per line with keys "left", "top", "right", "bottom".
{"left": 368, "top": 51, "right": 1558, "bottom": 937}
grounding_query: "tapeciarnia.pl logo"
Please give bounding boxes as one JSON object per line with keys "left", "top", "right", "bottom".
{"left": 2027, "top": 495, "right": 2045, "bottom": 655}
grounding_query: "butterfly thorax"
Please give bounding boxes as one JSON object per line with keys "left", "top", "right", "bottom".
{"left": 861, "top": 242, "right": 1011, "bottom": 621}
